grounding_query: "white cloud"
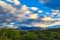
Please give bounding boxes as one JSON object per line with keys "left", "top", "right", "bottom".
{"left": 41, "top": 17, "right": 53, "bottom": 21}
{"left": 38, "top": 10, "right": 43, "bottom": 13}
{"left": 0, "top": 1, "right": 31, "bottom": 19}
{"left": 51, "top": 10, "right": 59, "bottom": 15}
{"left": 52, "top": 12, "right": 58, "bottom": 15}
{"left": 30, "top": 7, "right": 38, "bottom": 11}
{"left": 46, "top": 12, "right": 49, "bottom": 14}
{"left": 7, "top": 0, "right": 20, "bottom": 5}
{"left": 0, "top": 1, "right": 32, "bottom": 21}
{"left": 7, "top": 0, "right": 13, "bottom": 3}
{"left": 31, "top": 18, "right": 60, "bottom": 28}
{"left": 57, "top": 14, "right": 60, "bottom": 16}
{"left": 28, "top": 14, "right": 38, "bottom": 19}
{"left": 1, "top": 0, "right": 60, "bottom": 29}
{"left": 20, "top": 5, "right": 30, "bottom": 14}
{"left": 48, "top": 21, "right": 60, "bottom": 26}
{"left": 52, "top": 9, "right": 59, "bottom": 13}
{"left": 0, "top": 1, "right": 16, "bottom": 12}
{"left": 32, "top": 23, "right": 48, "bottom": 28}
{"left": 14, "top": 0, "right": 20, "bottom": 5}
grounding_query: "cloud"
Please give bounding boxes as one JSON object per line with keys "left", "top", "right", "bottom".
{"left": 30, "top": 7, "right": 38, "bottom": 11}
{"left": 41, "top": 16, "right": 53, "bottom": 21}
{"left": 38, "top": 10, "right": 43, "bottom": 13}
{"left": 52, "top": 9, "right": 59, "bottom": 13}
{"left": 48, "top": 21, "right": 60, "bottom": 26}
{"left": 20, "top": 5, "right": 30, "bottom": 14}
{"left": 0, "top": 1, "right": 39, "bottom": 20}
{"left": 7, "top": 0, "right": 20, "bottom": 5}
{"left": 0, "top": 1, "right": 30, "bottom": 21}
{"left": 0, "top": 1, "right": 38, "bottom": 22}
{"left": 7, "top": 0, "right": 13, "bottom": 3}
{"left": 57, "top": 14, "right": 60, "bottom": 17}
{"left": 51, "top": 9, "right": 59, "bottom": 15}
{"left": 31, "top": 19, "right": 60, "bottom": 28}
{"left": 0, "top": 1, "right": 16, "bottom": 12}
{"left": 39, "top": 0, "right": 50, "bottom": 4}
{"left": 28, "top": 14, "right": 38, "bottom": 19}
{"left": 29, "top": 15, "right": 60, "bottom": 28}
{"left": 14, "top": 0, "right": 20, "bottom": 5}
{"left": 0, "top": 7, "right": 16, "bottom": 24}
{"left": 32, "top": 23, "right": 48, "bottom": 28}
{"left": 0, "top": 0, "right": 60, "bottom": 29}
{"left": 0, "top": 1, "right": 31, "bottom": 28}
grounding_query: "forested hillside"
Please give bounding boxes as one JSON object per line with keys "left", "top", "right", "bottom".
{"left": 0, "top": 28, "right": 60, "bottom": 40}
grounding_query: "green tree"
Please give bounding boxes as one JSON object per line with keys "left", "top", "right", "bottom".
{"left": 38, "top": 32, "right": 48, "bottom": 40}
{"left": 0, "top": 28, "right": 21, "bottom": 40}
{"left": 22, "top": 32, "right": 38, "bottom": 40}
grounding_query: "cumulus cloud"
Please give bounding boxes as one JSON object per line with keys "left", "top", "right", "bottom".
{"left": 52, "top": 9, "right": 59, "bottom": 13}
{"left": 41, "top": 17, "right": 53, "bottom": 21}
{"left": 31, "top": 18, "right": 60, "bottom": 28}
{"left": 30, "top": 7, "right": 38, "bottom": 11}
{"left": 7, "top": 0, "right": 13, "bottom": 3}
{"left": 28, "top": 14, "right": 38, "bottom": 19}
{"left": 38, "top": 10, "right": 43, "bottom": 13}
{"left": 7, "top": 0, "right": 20, "bottom": 5}
{"left": 0, "top": 0, "right": 60, "bottom": 29}
{"left": 29, "top": 13, "right": 60, "bottom": 28}
{"left": 14, "top": 0, "right": 20, "bottom": 5}
{"left": 0, "top": 1, "right": 29, "bottom": 20}
{"left": 0, "top": 7, "right": 16, "bottom": 24}
{"left": 0, "top": 1, "right": 16, "bottom": 12}
{"left": 57, "top": 14, "right": 60, "bottom": 17}
{"left": 0, "top": 1, "right": 39, "bottom": 22}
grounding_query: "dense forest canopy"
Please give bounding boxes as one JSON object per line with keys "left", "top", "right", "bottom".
{"left": 0, "top": 28, "right": 60, "bottom": 40}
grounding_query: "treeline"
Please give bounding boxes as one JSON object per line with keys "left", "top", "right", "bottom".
{"left": 0, "top": 28, "right": 60, "bottom": 40}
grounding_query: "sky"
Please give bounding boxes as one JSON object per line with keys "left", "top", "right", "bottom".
{"left": 0, "top": 0, "right": 60, "bottom": 29}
